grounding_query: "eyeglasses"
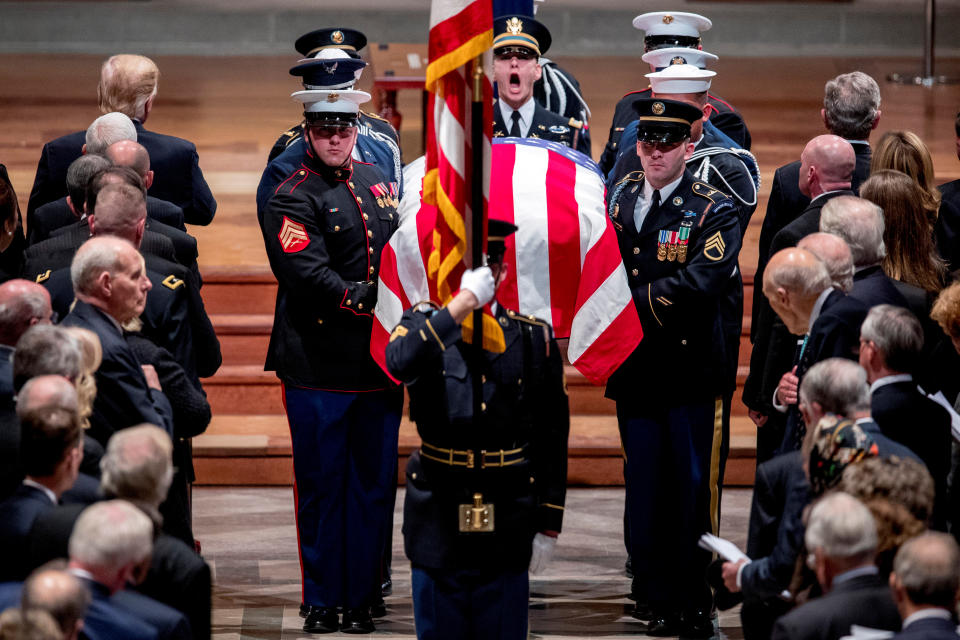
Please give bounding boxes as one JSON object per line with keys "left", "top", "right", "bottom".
{"left": 639, "top": 140, "right": 685, "bottom": 153}
{"left": 495, "top": 47, "right": 537, "bottom": 61}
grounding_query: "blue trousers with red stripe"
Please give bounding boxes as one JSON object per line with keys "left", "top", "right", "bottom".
{"left": 283, "top": 384, "right": 403, "bottom": 609}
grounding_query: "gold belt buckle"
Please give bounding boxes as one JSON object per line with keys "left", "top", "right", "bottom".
{"left": 458, "top": 493, "right": 495, "bottom": 532}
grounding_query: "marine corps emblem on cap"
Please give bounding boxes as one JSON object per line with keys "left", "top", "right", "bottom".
{"left": 652, "top": 101, "right": 665, "bottom": 115}
{"left": 332, "top": 30, "right": 344, "bottom": 44}
{"left": 671, "top": 56, "right": 687, "bottom": 65}
{"left": 506, "top": 17, "right": 524, "bottom": 35}
{"left": 662, "top": 15, "right": 674, "bottom": 24}
{"left": 327, "top": 92, "right": 340, "bottom": 103}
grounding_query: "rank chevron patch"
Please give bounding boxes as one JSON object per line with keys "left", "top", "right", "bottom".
{"left": 703, "top": 232, "right": 725, "bottom": 261}
{"left": 279, "top": 216, "right": 310, "bottom": 253}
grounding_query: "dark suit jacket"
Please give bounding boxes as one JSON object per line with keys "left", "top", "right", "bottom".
{"left": 0, "top": 580, "right": 158, "bottom": 640}
{"left": 0, "top": 483, "right": 56, "bottom": 581}
{"left": 85, "top": 578, "right": 192, "bottom": 640}
{"left": 27, "top": 123, "right": 216, "bottom": 226}
{"left": 29, "top": 196, "right": 186, "bottom": 245}
{"left": 493, "top": 101, "right": 582, "bottom": 149}
{"left": 893, "top": 615, "right": 960, "bottom": 640}
{"left": 934, "top": 195, "right": 960, "bottom": 274}
{"left": 28, "top": 503, "right": 210, "bottom": 640}
{"left": 771, "top": 572, "right": 902, "bottom": 640}
{"left": 851, "top": 265, "right": 910, "bottom": 309}
{"left": 60, "top": 300, "right": 174, "bottom": 444}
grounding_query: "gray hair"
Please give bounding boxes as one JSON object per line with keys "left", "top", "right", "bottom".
{"left": 92, "top": 182, "right": 146, "bottom": 240}
{"left": 13, "top": 326, "right": 82, "bottom": 392}
{"left": 805, "top": 491, "right": 878, "bottom": 561}
{"left": 101, "top": 424, "right": 174, "bottom": 508}
{"left": 767, "top": 251, "right": 832, "bottom": 298}
{"left": 860, "top": 304, "right": 924, "bottom": 373}
{"left": 799, "top": 357, "right": 871, "bottom": 416}
{"left": 893, "top": 532, "right": 960, "bottom": 609}
{"left": 823, "top": 71, "right": 881, "bottom": 141}
{"left": 66, "top": 154, "right": 111, "bottom": 214}
{"left": 0, "top": 281, "right": 52, "bottom": 346}
{"left": 70, "top": 236, "right": 132, "bottom": 297}
{"left": 798, "top": 232, "right": 854, "bottom": 294}
{"left": 820, "top": 196, "right": 886, "bottom": 268}
{"left": 16, "top": 375, "right": 78, "bottom": 417}
{"left": 68, "top": 500, "right": 153, "bottom": 572}
{"left": 84, "top": 112, "right": 137, "bottom": 154}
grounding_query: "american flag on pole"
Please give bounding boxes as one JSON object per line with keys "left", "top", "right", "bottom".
{"left": 372, "top": 140, "right": 643, "bottom": 385}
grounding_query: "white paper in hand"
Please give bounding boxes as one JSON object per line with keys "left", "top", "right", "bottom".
{"left": 698, "top": 533, "right": 750, "bottom": 563}
{"left": 925, "top": 390, "right": 960, "bottom": 441}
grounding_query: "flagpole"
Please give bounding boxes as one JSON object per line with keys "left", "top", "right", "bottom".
{"left": 470, "top": 54, "right": 485, "bottom": 429}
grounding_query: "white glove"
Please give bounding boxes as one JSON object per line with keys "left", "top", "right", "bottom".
{"left": 459, "top": 266, "right": 496, "bottom": 307}
{"left": 528, "top": 533, "right": 557, "bottom": 575}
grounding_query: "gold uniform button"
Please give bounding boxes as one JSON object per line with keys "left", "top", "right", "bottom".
{"left": 358, "top": 303, "right": 364, "bottom": 310}
{"left": 481, "top": 375, "right": 486, "bottom": 383}
{"left": 518, "top": 378, "right": 522, "bottom": 384}
{"left": 349, "top": 181, "right": 355, "bottom": 188}
{"left": 681, "top": 339, "right": 687, "bottom": 345}
{"left": 317, "top": 318, "right": 323, "bottom": 325}
{"left": 363, "top": 213, "right": 369, "bottom": 220}
{"left": 299, "top": 170, "right": 306, "bottom": 176}
{"left": 529, "top": 476, "right": 535, "bottom": 484}
{"left": 334, "top": 225, "right": 340, "bottom": 232}
{"left": 369, "top": 266, "right": 375, "bottom": 274}
{"left": 633, "top": 247, "right": 640, "bottom": 255}
{"left": 346, "top": 299, "right": 352, "bottom": 306}
{"left": 631, "top": 269, "right": 639, "bottom": 276}
{"left": 367, "top": 230, "right": 374, "bottom": 238}
{"left": 411, "top": 472, "right": 417, "bottom": 480}
{"left": 481, "top": 402, "right": 487, "bottom": 411}
{"left": 389, "top": 213, "right": 394, "bottom": 219}
{"left": 356, "top": 197, "right": 363, "bottom": 204}
{"left": 368, "top": 247, "right": 374, "bottom": 254}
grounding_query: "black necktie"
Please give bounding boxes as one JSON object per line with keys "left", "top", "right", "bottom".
{"left": 649, "top": 189, "right": 662, "bottom": 215}
{"left": 509, "top": 110, "right": 522, "bottom": 138}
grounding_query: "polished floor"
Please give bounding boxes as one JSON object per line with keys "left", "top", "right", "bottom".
{"left": 197, "top": 486, "right": 751, "bottom": 639}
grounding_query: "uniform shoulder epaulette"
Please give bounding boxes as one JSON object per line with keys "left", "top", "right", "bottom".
{"left": 35, "top": 269, "right": 51, "bottom": 284}
{"left": 692, "top": 181, "right": 728, "bottom": 203}
{"left": 360, "top": 109, "right": 390, "bottom": 123}
{"left": 567, "top": 118, "right": 583, "bottom": 129}
{"left": 614, "top": 170, "right": 645, "bottom": 188}
{"left": 282, "top": 126, "right": 300, "bottom": 139}
{"left": 162, "top": 275, "right": 184, "bottom": 290}
{"left": 505, "top": 308, "right": 549, "bottom": 329}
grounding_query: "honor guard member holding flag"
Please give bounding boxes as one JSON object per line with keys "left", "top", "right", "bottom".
{"left": 260, "top": 81, "right": 402, "bottom": 635}
{"left": 492, "top": 15, "right": 584, "bottom": 151}
{"left": 385, "top": 221, "right": 570, "bottom": 640}
{"left": 599, "top": 11, "right": 751, "bottom": 174}
{"left": 606, "top": 98, "right": 742, "bottom": 637}
{"left": 258, "top": 28, "right": 402, "bottom": 222}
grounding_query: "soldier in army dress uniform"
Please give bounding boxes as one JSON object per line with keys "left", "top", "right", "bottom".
{"left": 606, "top": 98, "right": 742, "bottom": 637}
{"left": 385, "top": 221, "right": 569, "bottom": 640}
{"left": 492, "top": 15, "right": 584, "bottom": 151}
{"left": 260, "top": 84, "right": 401, "bottom": 635}
{"left": 257, "top": 28, "right": 402, "bottom": 220}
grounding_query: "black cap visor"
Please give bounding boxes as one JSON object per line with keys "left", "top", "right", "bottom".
{"left": 636, "top": 122, "right": 691, "bottom": 144}
{"left": 644, "top": 35, "right": 701, "bottom": 52}
{"left": 305, "top": 112, "right": 359, "bottom": 127}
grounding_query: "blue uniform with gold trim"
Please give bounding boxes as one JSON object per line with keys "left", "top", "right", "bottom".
{"left": 261, "top": 150, "right": 402, "bottom": 612}
{"left": 385, "top": 302, "right": 569, "bottom": 639}
{"left": 606, "top": 168, "right": 742, "bottom": 619}
{"left": 493, "top": 101, "right": 582, "bottom": 150}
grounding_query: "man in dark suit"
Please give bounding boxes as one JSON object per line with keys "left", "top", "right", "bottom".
{"left": 771, "top": 491, "right": 902, "bottom": 640}
{"left": 890, "top": 532, "right": 960, "bottom": 640}
{"left": 0, "top": 399, "right": 82, "bottom": 582}
{"left": 104, "top": 141, "right": 185, "bottom": 231}
{"left": 491, "top": 15, "right": 584, "bottom": 150}
{"left": 938, "top": 109, "right": 960, "bottom": 219}
{"left": 28, "top": 55, "right": 216, "bottom": 227}
{"left": 860, "top": 304, "right": 952, "bottom": 526}
{"left": 745, "top": 137, "right": 856, "bottom": 456}
{"left": 28, "top": 154, "right": 110, "bottom": 246}
{"left": 60, "top": 236, "right": 174, "bottom": 444}
{"left": 67, "top": 500, "right": 191, "bottom": 640}
{"left": 754, "top": 72, "right": 881, "bottom": 330}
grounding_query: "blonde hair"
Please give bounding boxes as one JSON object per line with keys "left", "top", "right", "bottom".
{"left": 62, "top": 327, "right": 101, "bottom": 430}
{"left": 97, "top": 55, "right": 159, "bottom": 121}
{"left": 870, "top": 131, "right": 941, "bottom": 222}
{"left": 931, "top": 281, "right": 960, "bottom": 340}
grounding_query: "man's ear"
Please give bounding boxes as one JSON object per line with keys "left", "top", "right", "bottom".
{"left": 533, "top": 62, "right": 543, "bottom": 82}
{"left": 66, "top": 195, "right": 78, "bottom": 217}
{"left": 820, "top": 108, "right": 829, "bottom": 130}
{"left": 87, "top": 215, "right": 96, "bottom": 235}
{"left": 81, "top": 143, "right": 87, "bottom": 155}
{"left": 96, "top": 270, "right": 112, "bottom": 298}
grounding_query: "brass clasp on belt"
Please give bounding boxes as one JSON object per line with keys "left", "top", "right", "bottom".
{"left": 458, "top": 493, "right": 495, "bottom": 532}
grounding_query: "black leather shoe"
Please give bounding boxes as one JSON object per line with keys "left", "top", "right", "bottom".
{"left": 680, "top": 608, "right": 715, "bottom": 638}
{"left": 646, "top": 613, "right": 681, "bottom": 637}
{"left": 624, "top": 555, "right": 633, "bottom": 579}
{"left": 630, "top": 602, "right": 654, "bottom": 621}
{"left": 381, "top": 577, "right": 393, "bottom": 597}
{"left": 370, "top": 598, "right": 387, "bottom": 618}
{"left": 299, "top": 603, "right": 309, "bottom": 618}
{"left": 340, "top": 608, "right": 375, "bottom": 634}
{"left": 303, "top": 607, "right": 339, "bottom": 634}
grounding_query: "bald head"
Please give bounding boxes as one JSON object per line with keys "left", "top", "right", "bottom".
{"left": 17, "top": 375, "right": 78, "bottom": 417}
{"left": 0, "top": 279, "right": 52, "bottom": 346}
{"left": 763, "top": 248, "right": 832, "bottom": 335}
{"left": 798, "top": 232, "right": 854, "bottom": 293}
{"left": 105, "top": 140, "right": 150, "bottom": 179}
{"left": 799, "top": 134, "right": 856, "bottom": 198}
{"left": 22, "top": 565, "right": 90, "bottom": 640}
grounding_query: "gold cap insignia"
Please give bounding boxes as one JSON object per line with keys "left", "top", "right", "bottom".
{"left": 662, "top": 15, "right": 674, "bottom": 24}
{"left": 331, "top": 30, "right": 344, "bottom": 44}
{"left": 652, "top": 101, "right": 665, "bottom": 115}
{"left": 671, "top": 56, "right": 686, "bottom": 65}
{"left": 326, "top": 92, "right": 340, "bottom": 103}
{"left": 506, "top": 17, "right": 524, "bottom": 35}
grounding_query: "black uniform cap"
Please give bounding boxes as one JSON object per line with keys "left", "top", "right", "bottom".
{"left": 487, "top": 218, "right": 518, "bottom": 264}
{"left": 493, "top": 15, "right": 551, "bottom": 57}
{"left": 294, "top": 28, "right": 367, "bottom": 57}
{"left": 632, "top": 98, "right": 703, "bottom": 144}
{"left": 290, "top": 57, "right": 367, "bottom": 88}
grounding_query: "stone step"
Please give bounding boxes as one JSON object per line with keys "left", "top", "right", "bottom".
{"left": 192, "top": 414, "right": 758, "bottom": 488}
{"left": 202, "top": 363, "right": 754, "bottom": 417}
